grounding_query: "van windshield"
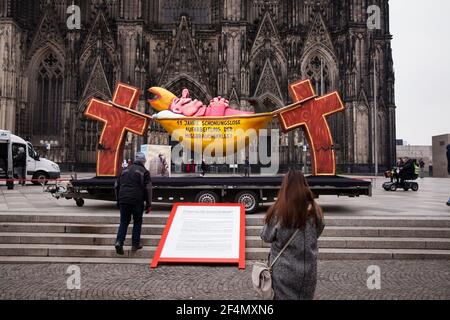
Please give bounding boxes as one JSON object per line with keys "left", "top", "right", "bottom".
{"left": 27, "top": 143, "right": 38, "bottom": 159}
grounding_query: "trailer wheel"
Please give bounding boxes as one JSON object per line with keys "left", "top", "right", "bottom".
{"left": 235, "top": 191, "right": 259, "bottom": 214}
{"left": 75, "top": 198, "right": 85, "bottom": 207}
{"left": 195, "top": 191, "right": 219, "bottom": 204}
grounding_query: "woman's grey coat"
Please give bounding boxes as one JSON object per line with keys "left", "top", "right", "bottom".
{"left": 261, "top": 216, "right": 324, "bottom": 300}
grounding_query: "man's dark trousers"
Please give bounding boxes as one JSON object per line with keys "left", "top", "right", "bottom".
{"left": 116, "top": 203, "right": 144, "bottom": 247}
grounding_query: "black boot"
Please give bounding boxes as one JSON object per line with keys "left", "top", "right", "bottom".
{"left": 131, "top": 245, "right": 143, "bottom": 252}
{"left": 115, "top": 242, "right": 124, "bottom": 255}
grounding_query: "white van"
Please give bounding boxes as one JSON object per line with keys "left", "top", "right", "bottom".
{"left": 0, "top": 130, "right": 60, "bottom": 185}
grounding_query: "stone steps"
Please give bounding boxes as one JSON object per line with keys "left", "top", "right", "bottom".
{"left": 1, "top": 212, "right": 450, "bottom": 263}
{"left": 2, "top": 212, "right": 450, "bottom": 228}
{"left": 323, "top": 226, "right": 450, "bottom": 238}
{"left": 247, "top": 247, "right": 450, "bottom": 260}
{"left": 0, "top": 223, "right": 263, "bottom": 236}
{"left": 0, "top": 244, "right": 449, "bottom": 262}
{"left": 1, "top": 233, "right": 450, "bottom": 250}
{"left": 318, "top": 248, "right": 450, "bottom": 260}
{"left": 0, "top": 213, "right": 265, "bottom": 225}
{"left": 2, "top": 222, "right": 450, "bottom": 238}
{"left": 0, "top": 256, "right": 152, "bottom": 265}
{"left": 0, "top": 244, "right": 156, "bottom": 259}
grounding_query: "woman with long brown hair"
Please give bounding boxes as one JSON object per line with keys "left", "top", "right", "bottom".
{"left": 261, "top": 169, "right": 324, "bottom": 300}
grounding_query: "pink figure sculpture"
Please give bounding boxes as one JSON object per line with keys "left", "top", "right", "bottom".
{"left": 169, "top": 89, "right": 254, "bottom": 117}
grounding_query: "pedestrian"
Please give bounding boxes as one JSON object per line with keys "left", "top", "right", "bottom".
{"left": 419, "top": 158, "right": 425, "bottom": 179}
{"left": 447, "top": 145, "right": 450, "bottom": 176}
{"left": 393, "top": 158, "right": 404, "bottom": 184}
{"left": 261, "top": 169, "right": 324, "bottom": 300}
{"left": 190, "top": 159, "right": 196, "bottom": 174}
{"left": 244, "top": 156, "right": 251, "bottom": 177}
{"left": 201, "top": 159, "right": 207, "bottom": 177}
{"left": 114, "top": 152, "right": 152, "bottom": 255}
{"left": 13, "top": 146, "right": 26, "bottom": 186}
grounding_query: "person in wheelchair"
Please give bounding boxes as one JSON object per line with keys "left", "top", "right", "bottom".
{"left": 385, "top": 158, "right": 404, "bottom": 183}
{"left": 383, "top": 158, "right": 420, "bottom": 192}
{"left": 399, "top": 158, "right": 419, "bottom": 184}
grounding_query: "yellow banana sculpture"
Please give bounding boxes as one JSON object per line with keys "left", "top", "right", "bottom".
{"left": 148, "top": 87, "right": 276, "bottom": 153}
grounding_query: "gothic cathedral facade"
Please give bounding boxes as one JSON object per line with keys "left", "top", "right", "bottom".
{"left": 0, "top": 0, "right": 396, "bottom": 173}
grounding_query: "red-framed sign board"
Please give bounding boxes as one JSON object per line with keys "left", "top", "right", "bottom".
{"left": 151, "top": 203, "right": 246, "bottom": 269}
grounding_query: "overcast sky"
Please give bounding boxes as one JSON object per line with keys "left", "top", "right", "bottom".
{"left": 390, "top": 0, "right": 450, "bottom": 145}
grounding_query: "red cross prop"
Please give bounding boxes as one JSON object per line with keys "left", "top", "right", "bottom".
{"left": 84, "top": 84, "right": 150, "bottom": 177}
{"left": 278, "top": 79, "right": 345, "bottom": 176}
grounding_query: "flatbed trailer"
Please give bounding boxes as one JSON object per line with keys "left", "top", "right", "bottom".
{"left": 47, "top": 175, "right": 372, "bottom": 213}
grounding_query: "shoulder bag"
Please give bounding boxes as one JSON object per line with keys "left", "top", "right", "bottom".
{"left": 252, "top": 229, "right": 300, "bottom": 300}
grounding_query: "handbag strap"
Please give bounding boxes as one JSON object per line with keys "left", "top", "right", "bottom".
{"left": 269, "top": 229, "right": 300, "bottom": 269}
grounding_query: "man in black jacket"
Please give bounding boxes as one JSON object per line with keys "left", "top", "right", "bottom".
{"left": 115, "top": 152, "right": 152, "bottom": 255}
{"left": 13, "top": 146, "right": 26, "bottom": 186}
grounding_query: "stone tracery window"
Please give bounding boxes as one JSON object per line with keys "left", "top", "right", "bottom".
{"left": 33, "top": 52, "right": 64, "bottom": 136}
{"left": 305, "top": 55, "right": 331, "bottom": 95}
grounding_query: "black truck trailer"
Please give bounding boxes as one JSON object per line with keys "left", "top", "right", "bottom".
{"left": 48, "top": 175, "right": 372, "bottom": 213}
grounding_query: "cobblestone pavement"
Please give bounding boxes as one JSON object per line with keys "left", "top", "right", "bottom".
{"left": 0, "top": 260, "right": 449, "bottom": 300}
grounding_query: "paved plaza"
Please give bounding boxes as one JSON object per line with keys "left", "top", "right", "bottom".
{"left": 0, "top": 176, "right": 449, "bottom": 300}
{"left": 0, "top": 260, "right": 449, "bottom": 300}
